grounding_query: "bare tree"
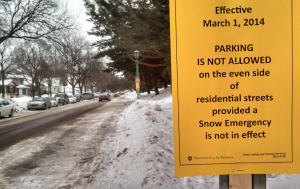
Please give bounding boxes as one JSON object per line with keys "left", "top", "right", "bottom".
{"left": 77, "top": 45, "right": 102, "bottom": 93}
{"left": 54, "top": 35, "right": 87, "bottom": 95}
{"left": 0, "top": 0, "right": 75, "bottom": 45}
{"left": 0, "top": 39, "right": 13, "bottom": 98}
{"left": 13, "top": 43, "right": 47, "bottom": 97}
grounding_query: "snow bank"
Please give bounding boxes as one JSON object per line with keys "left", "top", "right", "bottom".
{"left": 8, "top": 96, "right": 31, "bottom": 112}
{"left": 109, "top": 87, "right": 218, "bottom": 188}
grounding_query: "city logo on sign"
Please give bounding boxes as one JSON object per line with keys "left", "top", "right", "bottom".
{"left": 188, "top": 156, "right": 192, "bottom": 161}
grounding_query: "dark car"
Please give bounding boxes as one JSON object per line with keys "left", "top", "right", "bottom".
{"left": 114, "top": 92, "right": 120, "bottom": 97}
{"left": 75, "top": 94, "right": 83, "bottom": 102}
{"left": 82, "top": 92, "right": 93, "bottom": 100}
{"left": 54, "top": 93, "right": 69, "bottom": 105}
{"left": 99, "top": 93, "right": 111, "bottom": 101}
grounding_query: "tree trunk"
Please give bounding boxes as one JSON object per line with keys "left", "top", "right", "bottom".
{"left": 49, "top": 83, "right": 52, "bottom": 96}
{"left": 142, "top": 73, "right": 151, "bottom": 94}
{"left": 146, "top": 79, "right": 151, "bottom": 94}
{"left": 163, "top": 77, "right": 168, "bottom": 89}
{"left": 150, "top": 70, "right": 159, "bottom": 95}
{"left": 32, "top": 84, "right": 35, "bottom": 98}
{"left": 79, "top": 82, "right": 83, "bottom": 94}
{"left": 1, "top": 65, "right": 5, "bottom": 98}
{"left": 38, "top": 85, "right": 41, "bottom": 96}
{"left": 154, "top": 77, "right": 159, "bottom": 95}
{"left": 36, "top": 82, "right": 41, "bottom": 97}
{"left": 72, "top": 85, "right": 75, "bottom": 95}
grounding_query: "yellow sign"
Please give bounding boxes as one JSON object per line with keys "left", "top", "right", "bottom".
{"left": 136, "top": 83, "right": 140, "bottom": 89}
{"left": 170, "top": 0, "right": 300, "bottom": 176}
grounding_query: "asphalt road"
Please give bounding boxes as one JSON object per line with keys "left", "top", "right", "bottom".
{"left": 0, "top": 98, "right": 106, "bottom": 150}
{"left": 0, "top": 95, "right": 134, "bottom": 188}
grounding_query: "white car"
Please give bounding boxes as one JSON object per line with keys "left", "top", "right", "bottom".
{"left": 94, "top": 92, "right": 100, "bottom": 98}
{"left": 49, "top": 97, "right": 59, "bottom": 107}
{"left": 41, "top": 94, "right": 49, "bottom": 97}
{"left": 68, "top": 95, "right": 76, "bottom": 104}
{"left": 0, "top": 99, "right": 14, "bottom": 117}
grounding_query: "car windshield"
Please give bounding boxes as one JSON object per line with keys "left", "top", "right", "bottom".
{"left": 32, "top": 98, "right": 45, "bottom": 102}
{"left": 0, "top": 99, "right": 8, "bottom": 105}
{"left": 49, "top": 97, "right": 55, "bottom": 100}
{"left": 68, "top": 95, "right": 73, "bottom": 97}
{"left": 99, "top": 93, "right": 108, "bottom": 96}
{"left": 55, "top": 94, "right": 64, "bottom": 97}
{"left": 82, "top": 93, "right": 89, "bottom": 95}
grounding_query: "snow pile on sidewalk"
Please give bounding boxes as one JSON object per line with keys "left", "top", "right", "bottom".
{"left": 107, "top": 88, "right": 218, "bottom": 188}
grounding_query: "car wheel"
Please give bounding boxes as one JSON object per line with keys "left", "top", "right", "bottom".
{"left": 48, "top": 105, "right": 51, "bottom": 109}
{"left": 9, "top": 110, "right": 14, "bottom": 117}
{"left": 28, "top": 108, "right": 31, "bottom": 110}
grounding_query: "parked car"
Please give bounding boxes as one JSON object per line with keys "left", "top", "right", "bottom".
{"left": 99, "top": 93, "right": 111, "bottom": 101}
{"left": 119, "top": 91, "right": 124, "bottom": 95}
{"left": 0, "top": 99, "right": 14, "bottom": 117}
{"left": 41, "top": 94, "right": 49, "bottom": 97}
{"left": 27, "top": 97, "right": 51, "bottom": 110}
{"left": 75, "top": 94, "right": 83, "bottom": 102}
{"left": 68, "top": 95, "right": 77, "bottom": 104}
{"left": 114, "top": 92, "right": 120, "bottom": 97}
{"left": 86, "top": 91, "right": 95, "bottom": 99}
{"left": 82, "top": 92, "right": 93, "bottom": 100}
{"left": 94, "top": 92, "right": 100, "bottom": 98}
{"left": 49, "top": 97, "right": 58, "bottom": 107}
{"left": 54, "top": 93, "right": 69, "bottom": 105}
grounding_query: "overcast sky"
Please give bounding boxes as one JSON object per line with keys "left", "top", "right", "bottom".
{"left": 70, "top": 0, "right": 99, "bottom": 43}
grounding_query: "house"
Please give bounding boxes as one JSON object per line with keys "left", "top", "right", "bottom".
{"left": 0, "top": 79, "right": 18, "bottom": 98}
{"left": 3, "top": 74, "right": 58, "bottom": 97}
{"left": 1, "top": 74, "right": 84, "bottom": 98}
{"left": 4, "top": 74, "right": 31, "bottom": 97}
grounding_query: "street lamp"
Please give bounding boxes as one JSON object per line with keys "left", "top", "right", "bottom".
{"left": 133, "top": 50, "right": 140, "bottom": 99}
